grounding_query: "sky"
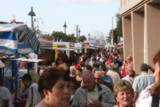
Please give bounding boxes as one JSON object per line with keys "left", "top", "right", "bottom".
{"left": 0, "top": 0, "right": 120, "bottom": 37}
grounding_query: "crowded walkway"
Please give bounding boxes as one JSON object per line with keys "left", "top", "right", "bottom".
{"left": 0, "top": 47, "right": 160, "bottom": 107}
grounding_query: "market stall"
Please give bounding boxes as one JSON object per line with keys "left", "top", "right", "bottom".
{"left": 0, "top": 23, "right": 40, "bottom": 98}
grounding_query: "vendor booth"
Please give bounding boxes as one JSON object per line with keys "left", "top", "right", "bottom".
{"left": 0, "top": 23, "right": 40, "bottom": 103}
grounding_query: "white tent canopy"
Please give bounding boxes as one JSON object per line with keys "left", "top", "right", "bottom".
{"left": 10, "top": 58, "right": 43, "bottom": 63}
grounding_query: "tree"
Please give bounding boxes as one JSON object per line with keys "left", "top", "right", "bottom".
{"left": 50, "top": 31, "right": 76, "bottom": 42}
{"left": 78, "top": 35, "right": 86, "bottom": 42}
{"left": 115, "top": 14, "right": 122, "bottom": 38}
{"left": 51, "top": 31, "right": 67, "bottom": 41}
{"left": 68, "top": 34, "right": 76, "bottom": 42}
{"left": 109, "top": 13, "right": 122, "bottom": 44}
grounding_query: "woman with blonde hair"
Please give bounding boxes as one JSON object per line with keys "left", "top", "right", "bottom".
{"left": 114, "top": 80, "right": 134, "bottom": 107}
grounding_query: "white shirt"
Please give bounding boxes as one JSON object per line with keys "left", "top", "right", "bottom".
{"left": 122, "top": 75, "right": 134, "bottom": 85}
{"left": 135, "top": 85, "right": 153, "bottom": 107}
{"left": 133, "top": 72, "right": 154, "bottom": 94}
{"left": 107, "top": 70, "right": 120, "bottom": 85}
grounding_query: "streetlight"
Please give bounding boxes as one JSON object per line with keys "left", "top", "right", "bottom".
{"left": 63, "top": 21, "right": 67, "bottom": 34}
{"left": 88, "top": 33, "right": 91, "bottom": 40}
{"left": 76, "top": 25, "right": 79, "bottom": 38}
{"left": 28, "top": 6, "right": 36, "bottom": 30}
{"left": 78, "top": 29, "right": 81, "bottom": 37}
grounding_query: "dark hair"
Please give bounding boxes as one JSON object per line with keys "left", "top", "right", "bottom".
{"left": 100, "top": 63, "right": 107, "bottom": 71}
{"left": 140, "top": 63, "right": 149, "bottom": 72}
{"left": 153, "top": 50, "right": 160, "bottom": 65}
{"left": 0, "top": 77, "right": 3, "bottom": 86}
{"left": 85, "top": 65, "right": 92, "bottom": 71}
{"left": 0, "top": 99, "right": 9, "bottom": 107}
{"left": 70, "top": 77, "right": 80, "bottom": 91}
{"left": 22, "top": 73, "right": 32, "bottom": 82}
{"left": 38, "top": 68, "right": 71, "bottom": 97}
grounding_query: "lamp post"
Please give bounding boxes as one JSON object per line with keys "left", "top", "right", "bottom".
{"left": 78, "top": 29, "right": 81, "bottom": 37}
{"left": 28, "top": 6, "right": 36, "bottom": 30}
{"left": 88, "top": 33, "right": 91, "bottom": 40}
{"left": 63, "top": 21, "right": 67, "bottom": 34}
{"left": 76, "top": 25, "right": 79, "bottom": 38}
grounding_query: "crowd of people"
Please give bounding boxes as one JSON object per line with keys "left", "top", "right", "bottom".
{"left": 0, "top": 47, "right": 160, "bottom": 107}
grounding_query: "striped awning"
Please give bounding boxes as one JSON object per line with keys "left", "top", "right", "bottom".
{"left": 15, "top": 25, "right": 40, "bottom": 54}
{"left": 0, "top": 31, "right": 17, "bottom": 54}
{"left": 0, "top": 24, "right": 40, "bottom": 54}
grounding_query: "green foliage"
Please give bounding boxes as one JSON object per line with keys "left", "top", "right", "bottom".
{"left": 78, "top": 35, "right": 86, "bottom": 42}
{"left": 50, "top": 31, "right": 65, "bottom": 41}
{"left": 67, "top": 34, "right": 76, "bottom": 42}
{"left": 50, "top": 31, "right": 76, "bottom": 42}
{"left": 109, "top": 13, "right": 122, "bottom": 44}
{"left": 113, "top": 29, "right": 119, "bottom": 43}
{"left": 115, "top": 14, "right": 122, "bottom": 37}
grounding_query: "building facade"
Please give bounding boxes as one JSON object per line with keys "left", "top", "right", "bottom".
{"left": 120, "top": 0, "right": 160, "bottom": 73}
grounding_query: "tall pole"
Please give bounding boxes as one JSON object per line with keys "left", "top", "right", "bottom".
{"left": 28, "top": 6, "right": 36, "bottom": 30}
{"left": 76, "top": 25, "right": 79, "bottom": 40}
{"left": 31, "top": 15, "right": 34, "bottom": 29}
{"left": 63, "top": 21, "right": 67, "bottom": 34}
{"left": 88, "top": 33, "right": 90, "bottom": 40}
{"left": 78, "top": 29, "right": 81, "bottom": 37}
{"left": 28, "top": 7, "right": 37, "bottom": 74}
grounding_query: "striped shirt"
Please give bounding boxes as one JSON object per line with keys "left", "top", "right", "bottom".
{"left": 132, "top": 72, "right": 154, "bottom": 94}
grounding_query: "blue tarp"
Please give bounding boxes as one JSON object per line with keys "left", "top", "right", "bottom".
{"left": 0, "top": 24, "right": 40, "bottom": 54}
